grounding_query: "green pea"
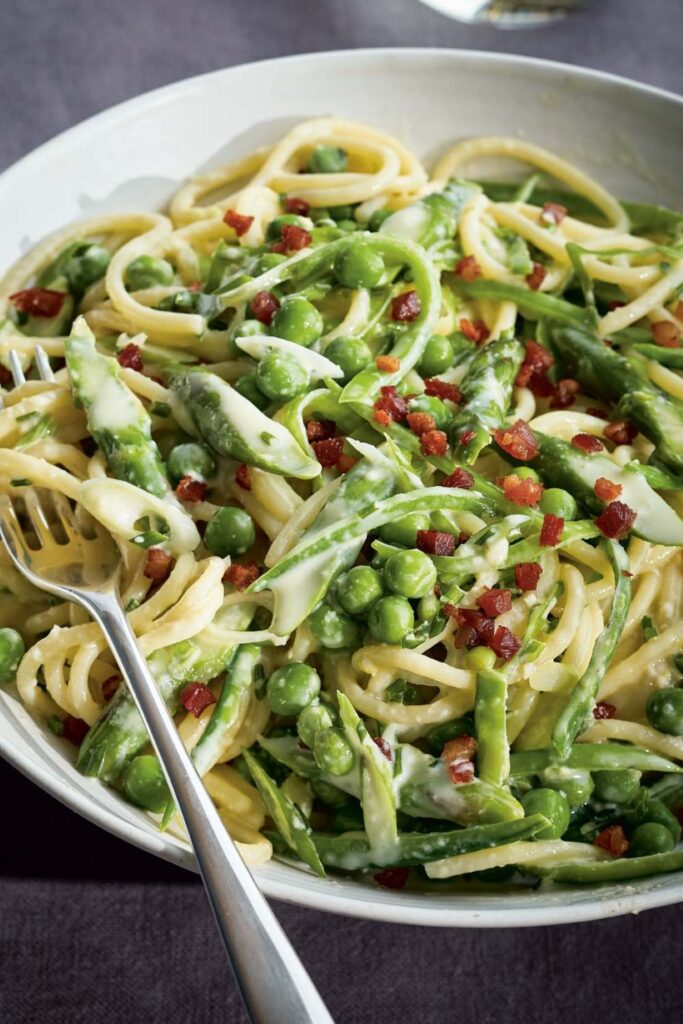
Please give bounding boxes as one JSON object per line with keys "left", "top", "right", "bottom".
{"left": 270, "top": 296, "right": 323, "bottom": 346}
{"left": 65, "top": 244, "right": 111, "bottom": 293}
{"left": 0, "top": 628, "right": 25, "bottom": 684}
{"left": 324, "top": 336, "right": 372, "bottom": 381}
{"left": 637, "top": 797, "right": 682, "bottom": 843}
{"left": 256, "top": 350, "right": 309, "bottom": 400}
{"left": 237, "top": 320, "right": 270, "bottom": 337}
{"left": 266, "top": 663, "right": 321, "bottom": 717}
{"left": 204, "top": 506, "right": 255, "bottom": 557}
{"left": 123, "top": 755, "right": 171, "bottom": 813}
{"left": 297, "top": 701, "right": 335, "bottom": 749}
{"left": 539, "top": 766, "right": 594, "bottom": 808}
{"left": 368, "top": 595, "right": 414, "bottom": 645}
{"left": 309, "top": 604, "right": 360, "bottom": 650}
{"left": 307, "top": 145, "right": 348, "bottom": 174}
{"left": 540, "top": 488, "right": 578, "bottom": 520}
{"left": 379, "top": 513, "right": 431, "bottom": 548}
{"left": 313, "top": 727, "right": 355, "bottom": 775}
{"left": 630, "top": 821, "right": 675, "bottom": 856}
{"left": 125, "top": 254, "right": 175, "bottom": 291}
{"left": 234, "top": 372, "right": 271, "bottom": 411}
{"left": 265, "top": 214, "right": 308, "bottom": 242}
{"left": 463, "top": 646, "right": 497, "bottom": 672}
{"left": 330, "top": 800, "right": 365, "bottom": 832}
{"left": 368, "top": 209, "right": 391, "bottom": 232}
{"left": 336, "top": 565, "right": 384, "bottom": 615}
{"left": 384, "top": 548, "right": 437, "bottom": 600}
{"left": 646, "top": 687, "right": 683, "bottom": 735}
{"left": 334, "top": 242, "right": 384, "bottom": 290}
{"left": 328, "top": 204, "right": 355, "bottom": 221}
{"left": 426, "top": 717, "right": 474, "bottom": 757}
{"left": 408, "top": 395, "right": 453, "bottom": 431}
{"left": 311, "top": 778, "right": 348, "bottom": 807}
{"left": 417, "top": 592, "right": 441, "bottom": 621}
{"left": 521, "top": 788, "right": 571, "bottom": 840}
{"left": 166, "top": 442, "right": 216, "bottom": 484}
{"left": 593, "top": 769, "right": 641, "bottom": 804}
{"left": 516, "top": 466, "right": 541, "bottom": 483}
{"left": 255, "top": 252, "right": 288, "bottom": 274}
{"left": 418, "top": 335, "right": 455, "bottom": 377}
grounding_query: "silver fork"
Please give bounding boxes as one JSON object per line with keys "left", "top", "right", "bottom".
{"left": 0, "top": 346, "right": 334, "bottom": 1024}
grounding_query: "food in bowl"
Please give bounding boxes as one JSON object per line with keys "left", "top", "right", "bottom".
{"left": 2, "top": 117, "right": 683, "bottom": 891}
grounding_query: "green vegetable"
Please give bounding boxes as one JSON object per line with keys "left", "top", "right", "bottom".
{"left": 511, "top": 742, "right": 681, "bottom": 776}
{"left": 307, "top": 145, "right": 348, "bottom": 174}
{"left": 0, "top": 628, "right": 25, "bottom": 684}
{"left": 408, "top": 395, "right": 453, "bottom": 431}
{"left": 629, "top": 822, "right": 675, "bottom": 857}
{"left": 123, "top": 755, "right": 171, "bottom": 813}
{"left": 266, "top": 214, "right": 309, "bottom": 242}
{"left": 539, "top": 488, "right": 578, "bottom": 520}
{"left": 313, "top": 727, "right": 356, "bottom": 776}
{"left": 379, "top": 513, "right": 431, "bottom": 548}
{"left": 543, "top": 849, "right": 683, "bottom": 884}
{"left": 474, "top": 668, "right": 509, "bottom": 786}
{"left": 204, "top": 506, "right": 255, "bottom": 557}
{"left": 234, "top": 372, "right": 271, "bottom": 411}
{"left": 324, "top": 336, "right": 372, "bottom": 381}
{"left": 190, "top": 645, "right": 260, "bottom": 777}
{"left": 419, "top": 335, "right": 455, "bottom": 377}
{"left": 368, "top": 595, "right": 415, "bottom": 644}
{"left": 166, "top": 442, "right": 216, "bottom": 484}
{"left": 334, "top": 241, "right": 384, "bottom": 289}
{"left": 256, "top": 350, "right": 309, "bottom": 400}
{"left": 271, "top": 296, "right": 323, "bottom": 346}
{"left": 646, "top": 687, "right": 683, "bottom": 736}
{"left": 297, "top": 701, "right": 335, "bottom": 748}
{"left": 521, "top": 788, "right": 570, "bottom": 840}
{"left": 64, "top": 243, "right": 111, "bottom": 293}
{"left": 384, "top": 548, "right": 437, "bottom": 599}
{"left": 266, "top": 663, "right": 321, "bottom": 717}
{"left": 426, "top": 718, "right": 474, "bottom": 757}
{"left": 592, "top": 769, "right": 641, "bottom": 804}
{"left": 336, "top": 565, "right": 384, "bottom": 615}
{"left": 125, "top": 254, "right": 174, "bottom": 290}
{"left": 309, "top": 604, "right": 360, "bottom": 649}
{"left": 538, "top": 766, "right": 594, "bottom": 808}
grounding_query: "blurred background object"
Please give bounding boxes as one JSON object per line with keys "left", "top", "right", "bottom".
{"left": 418, "top": 0, "right": 587, "bottom": 27}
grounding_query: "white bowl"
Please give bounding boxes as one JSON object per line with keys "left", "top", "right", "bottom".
{"left": 2, "top": 49, "right": 682, "bottom": 927}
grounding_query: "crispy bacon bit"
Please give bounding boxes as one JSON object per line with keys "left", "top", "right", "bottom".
{"left": 604, "top": 420, "right": 637, "bottom": 446}
{"left": 442, "top": 735, "right": 478, "bottom": 764}
{"left": 452, "top": 608, "right": 495, "bottom": 650}
{"left": 116, "top": 343, "right": 143, "bottom": 371}
{"left": 608, "top": 300, "right": 625, "bottom": 312}
{"left": 441, "top": 468, "right": 474, "bottom": 490}
{"left": 101, "top": 676, "right": 121, "bottom": 702}
{"left": 459, "top": 318, "right": 489, "bottom": 345}
{"left": 311, "top": 436, "right": 345, "bottom": 467}
{"left": 454, "top": 255, "right": 481, "bottom": 281}
{"left": 62, "top": 715, "right": 89, "bottom": 746}
{"left": 188, "top": 281, "right": 203, "bottom": 292}
{"left": 373, "top": 385, "right": 409, "bottom": 423}
{"left": 235, "top": 464, "right": 251, "bottom": 491}
{"left": 407, "top": 411, "right": 436, "bottom": 436}
{"left": 275, "top": 223, "right": 312, "bottom": 252}
{"left": 251, "top": 290, "right": 280, "bottom": 325}
{"left": 492, "top": 419, "right": 539, "bottom": 461}
{"left": 477, "top": 588, "right": 512, "bottom": 618}
{"left": 374, "top": 867, "right": 410, "bottom": 889}
{"left": 541, "top": 202, "right": 567, "bottom": 226}
{"left": 540, "top": 514, "right": 564, "bottom": 547}
{"left": 0, "top": 364, "right": 11, "bottom": 386}
{"left": 420, "top": 429, "right": 448, "bottom": 457}
{"left": 652, "top": 321, "right": 681, "bottom": 348}
{"left": 448, "top": 759, "right": 476, "bottom": 785}
{"left": 550, "top": 378, "right": 580, "bottom": 410}
{"left": 516, "top": 341, "right": 554, "bottom": 389}
{"left": 283, "top": 196, "right": 310, "bottom": 216}
{"left": 10, "top": 288, "right": 67, "bottom": 318}
{"left": 143, "top": 548, "right": 174, "bottom": 583}
{"left": 223, "top": 561, "right": 261, "bottom": 590}
{"left": 526, "top": 262, "right": 547, "bottom": 292}
{"left": 179, "top": 682, "right": 217, "bottom": 718}
{"left": 416, "top": 529, "right": 456, "bottom": 556}
{"left": 586, "top": 406, "right": 608, "bottom": 420}
{"left": 223, "top": 208, "right": 254, "bottom": 236}
{"left": 501, "top": 474, "right": 544, "bottom": 507}
{"left": 595, "top": 500, "right": 637, "bottom": 540}
{"left": 391, "top": 290, "right": 421, "bottom": 322}
{"left": 423, "top": 378, "right": 462, "bottom": 403}
{"left": 515, "top": 562, "right": 543, "bottom": 591}
{"left": 490, "top": 625, "right": 521, "bottom": 661}
{"left": 373, "top": 736, "right": 392, "bottom": 761}
{"left": 594, "top": 824, "right": 629, "bottom": 857}
{"left": 459, "top": 430, "right": 476, "bottom": 447}
{"left": 593, "top": 702, "right": 617, "bottom": 720}
{"left": 337, "top": 453, "right": 357, "bottom": 473}
{"left": 305, "top": 419, "right": 336, "bottom": 442}
{"left": 376, "top": 355, "right": 401, "bottom": 373}
{"left": 594, "top": 477, "right": 622, "bottom": 502}
{"left": 373, "top": 408, "right": 392, "bottom": 426}
{"left": 571, "top": 433, "right": 605, "bottom": 454}
{"left": 175, "top": 475, "right": 207, "bottom": 502}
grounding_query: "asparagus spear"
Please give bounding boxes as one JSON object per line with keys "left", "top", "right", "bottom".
{"left": 538, "top": 849, "right": 683, "bottom": 885}
{"left": 448, "top": 335, "right": 524, "bottom": 462}
{"left": 65, "top": 317, "right": 169, "bottom": 498}
{"left": 474, "top": 668, "right": 510, "bottom": 787}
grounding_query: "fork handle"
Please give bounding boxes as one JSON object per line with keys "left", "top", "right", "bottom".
{"left": 89, "top": 594, "right": 334, "bottom": 1024}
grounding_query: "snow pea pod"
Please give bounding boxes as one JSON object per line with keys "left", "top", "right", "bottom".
{"left": 541, "top": 849, "right": 683, "bottom": 885}
{"left": 509, "top": 742, "right": 680, "bottom": 778}
{"left": 451, "top": 278, "right": 591, "bottom": 326}
{"left": 475, "top": 668, "right": 509, "bottom": 787}
{"left": 448, "top": 335, "right": 524, "bottom": 462}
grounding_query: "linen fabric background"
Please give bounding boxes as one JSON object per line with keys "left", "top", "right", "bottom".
{"left": 1, "top": 0, "right": 682, "bottom": 1020}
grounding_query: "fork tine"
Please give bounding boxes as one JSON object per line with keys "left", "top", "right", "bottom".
{"left": 22, "top": 489, "right": 55, "bottom": 548}
{"left": 34, "top": 345, "right": 55, "bottom": 383}
{"left": 8, "top": 350, "right": 26, "bottom": 387}
{"left": 0, "top": 494, "right": 31, "bottom": 567}
{"left": 51, "top": 490, "right": 78, "bottom": 540}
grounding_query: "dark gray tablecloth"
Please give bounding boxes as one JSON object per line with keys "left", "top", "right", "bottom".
{"left": 1, "top": 1, "right": 682, "bottom": 1021}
